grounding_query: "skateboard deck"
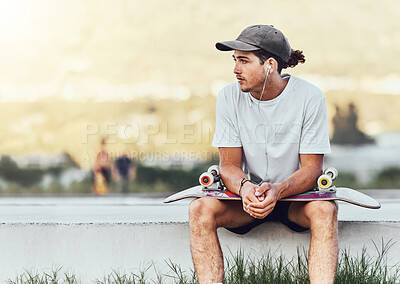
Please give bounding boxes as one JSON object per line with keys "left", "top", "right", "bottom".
{"left": 163, "top": 166, "right": 381, "bottom": 209}
{"left": 164, "top": 185, "right": 240, "bottom": 202}
{"left": 163, "top": 185, "right": 380, "bottom": 209}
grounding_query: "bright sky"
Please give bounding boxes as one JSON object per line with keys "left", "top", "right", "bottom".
{"left": 0, "top": 0, "right": 37, "bottom": 44}
{"left": 0, "top": 0, "right": 399, "bottom": 102}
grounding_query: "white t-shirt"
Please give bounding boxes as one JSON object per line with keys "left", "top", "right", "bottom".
{"left": 212, "top": 75, "right": 331, "bottom": 184}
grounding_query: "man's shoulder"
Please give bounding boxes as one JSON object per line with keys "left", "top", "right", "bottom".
{"left": 289, "top": 75, "right": 324, "bottom": 99}
{"left": 219, "top": 82, "right": 242, "bottom": 98}
{"left": 215, "top": 82, "right": 245, "bottom": 110}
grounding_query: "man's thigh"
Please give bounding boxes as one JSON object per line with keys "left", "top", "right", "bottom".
{"left": 189, "top": 197, "right": 255, "bottom": 229}
{"left": 287, "top": 200, "right": 338, "bottom": 229}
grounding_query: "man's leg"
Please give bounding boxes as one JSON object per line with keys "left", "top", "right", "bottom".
{"left": 288, "top": 201, "right": 338, "bottom": 284}
{"left": 189, "top": 197, "right": 254, "bottom": 284}
{"left": 121, "top": 177, "right": 129, "bottom": 194}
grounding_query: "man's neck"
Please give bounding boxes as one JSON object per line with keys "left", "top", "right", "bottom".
{"left": 250, "top": 74, "right": 289, "bottom": 101}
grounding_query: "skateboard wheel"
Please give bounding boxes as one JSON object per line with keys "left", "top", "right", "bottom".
{"left": 207, "top": 165, "right": 220, "bottom": 175}
{"left": 199, "top": 172, "right": 214, "bottom": 187}
{"left": 324, "top": 167, "right": 338, "bottom": 180}
{"left": 318, "top": 175, "right": 332, "bottom": 190}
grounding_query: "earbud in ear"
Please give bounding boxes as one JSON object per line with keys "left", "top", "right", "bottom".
{"left": 267, "top": 65, "right": 272, "bottom": 73}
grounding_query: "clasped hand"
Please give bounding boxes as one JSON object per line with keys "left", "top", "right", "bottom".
{"left": 241, "top": 182, "right": 279, "bottom": 219}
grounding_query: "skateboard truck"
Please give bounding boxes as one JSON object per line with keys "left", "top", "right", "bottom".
{"left": 199, "top": 165, "right": 225, "bottom": 191}
{"left": 316, "top": 167, "right": 338, "bottom": 192}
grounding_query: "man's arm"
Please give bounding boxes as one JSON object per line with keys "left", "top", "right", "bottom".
{"left": 219, "top": 147, "right": 260, "bottom": 212}
{"left": 274, "top": 154, "right": 324, "bottom": 199}
{"left": 247, "top": 154, "right": 324, "bottom": 219}
{"left": 219, "top": 147, "right": 246, "bottom": 194}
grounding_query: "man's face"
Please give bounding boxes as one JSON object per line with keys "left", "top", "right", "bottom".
{"left": 233, "top": 50, "right": 266, "bottom": 93}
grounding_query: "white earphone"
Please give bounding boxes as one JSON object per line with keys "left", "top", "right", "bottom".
{"left": 258, "top": 64, "right": 271, "bottom": 103}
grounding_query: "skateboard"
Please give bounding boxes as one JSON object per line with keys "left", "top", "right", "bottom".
{"left": 163, "top": 166, "right": 381, "bottom": 209}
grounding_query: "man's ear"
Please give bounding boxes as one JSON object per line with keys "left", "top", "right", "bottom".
{"left": 264, "top": 58, "right": 277, "bottom": 74}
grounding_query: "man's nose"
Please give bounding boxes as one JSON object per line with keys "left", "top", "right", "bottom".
{"left": 233, "top": 63, "right": 241, "bottom": 74}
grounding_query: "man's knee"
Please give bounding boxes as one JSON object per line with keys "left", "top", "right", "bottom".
{"left": 307, "top": 201, "right": 338, "bottom": 224}
{"left": 189, "top": 198, "right": 218, "bottom": 226}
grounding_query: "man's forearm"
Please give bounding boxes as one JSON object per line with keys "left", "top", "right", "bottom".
{"left": 275, "top": 164, "right": 323, "bottom": 199}
{"left": 220, "top": 164, "right": 248, "bottom": 196}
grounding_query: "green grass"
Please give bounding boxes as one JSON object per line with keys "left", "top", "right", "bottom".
{"left": 94, "top": 269, "right": 151, "bottom": 284}
{"left": 7, "top": 267, "right": 79, "bottom": 284}
{"left": 336, "top": 240, "right": 399, "bottom": 284}
{"left": 8, "top": 241, "right": 400, "bottom": 284}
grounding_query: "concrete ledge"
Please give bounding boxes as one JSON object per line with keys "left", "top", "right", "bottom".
{"left": 0, "top": 221, "right": 399, "bottom": 282}
{"left": 0, "top": 193, "right": 398, "bottom": 282}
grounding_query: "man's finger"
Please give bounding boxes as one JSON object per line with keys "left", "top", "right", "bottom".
{"left": 255, "top": 184, "right": 268, "bottom": 196}
{"left": 251, "top": 207, "right": 273, "bottom": 219}
{"left": 248, "top": 202, "right": 275, "bottom": 215}
{"left": 249, "top": 192, "right": 276, "bottom": 208}
{"left": 243, "top": 197, "right": 257, "bottom": 213}
{"left": 243, "top": 195, "right": 257, "bottom": 206}
{"left": 244, "top": 190, "right": 260, "bottom": 204}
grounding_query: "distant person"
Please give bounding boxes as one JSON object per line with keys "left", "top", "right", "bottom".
{"left": 114, "top": 151, "right": 136, "bottom": 194}
{"left": 93, "top": 138, "right": 111, "bottom": 195}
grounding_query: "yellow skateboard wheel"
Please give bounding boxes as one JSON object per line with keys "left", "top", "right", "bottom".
{"left": 318, "top": 174, "right": 332, "bottom": 190}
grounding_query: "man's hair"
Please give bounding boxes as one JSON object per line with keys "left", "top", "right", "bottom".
{"left": 253, "top": 49, "right": 306, "bottom": 74}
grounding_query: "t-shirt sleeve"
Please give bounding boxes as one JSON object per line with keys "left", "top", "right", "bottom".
{"left": 299, "top": 96, "right": 331, "bottom": 154}
{"left": 212, "top": 88, "right": 242, "bottom": 148}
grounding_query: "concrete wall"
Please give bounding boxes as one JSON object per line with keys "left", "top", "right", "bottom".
{"left": 1, "top": 221, "right": 399, "bottom": 282}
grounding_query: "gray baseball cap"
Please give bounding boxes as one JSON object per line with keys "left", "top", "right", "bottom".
{"left": 216, "top": 25, "right": 292, "bottom": 62}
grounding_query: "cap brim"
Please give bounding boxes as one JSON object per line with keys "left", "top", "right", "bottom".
{"left": 216, "top": 40, "right": 260, "bottom": 51}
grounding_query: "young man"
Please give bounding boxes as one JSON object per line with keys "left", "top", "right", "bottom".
{"left": 189, "top": 25, "right": 338, "bottom": 283}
